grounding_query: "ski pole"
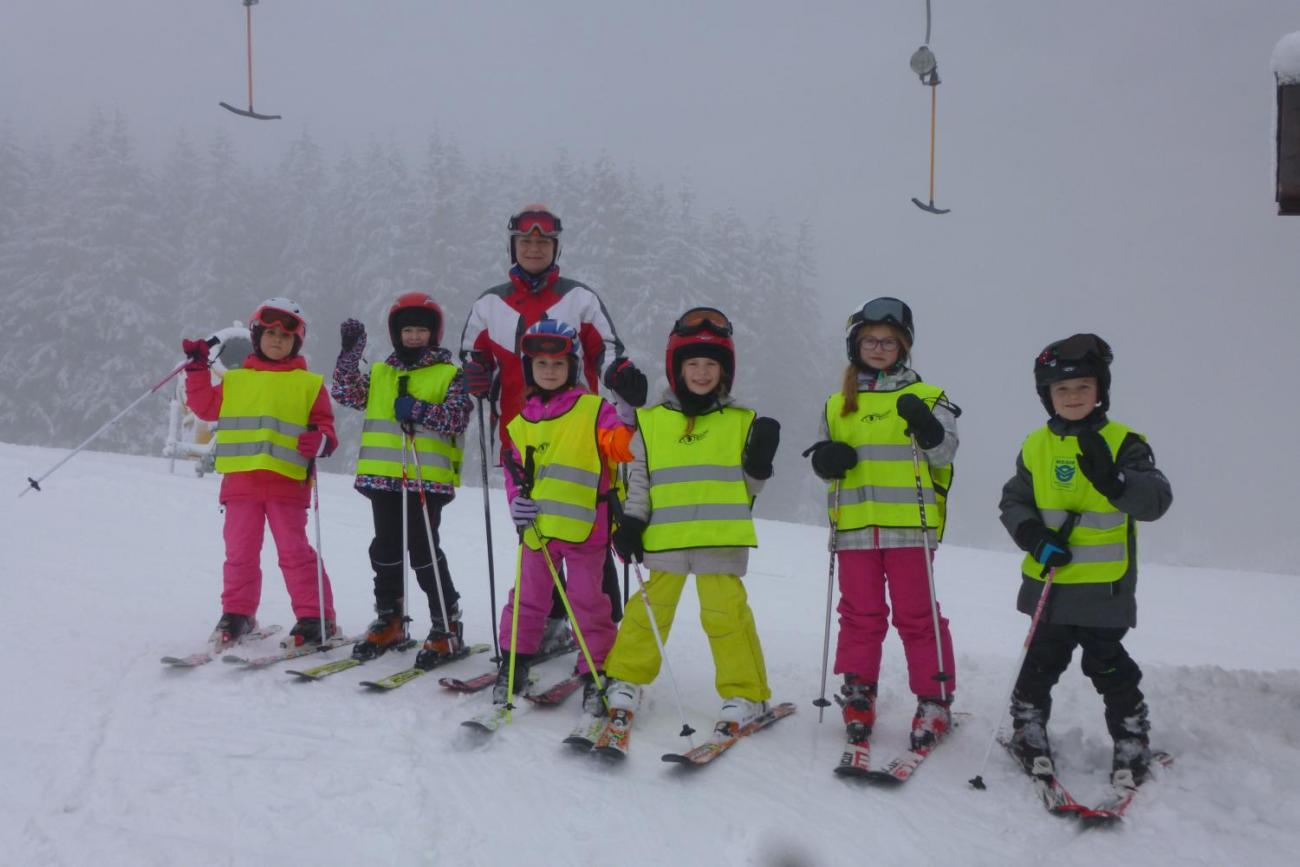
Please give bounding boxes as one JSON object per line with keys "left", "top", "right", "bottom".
{"left": 19, "top": 337, "right": 219, "bottom": 497}
{"left": 813, "top": 480, "right": 842, "bottom": 722}
{"left": 405, "top": 433, "right": 453, "bottom": 643}
{"left": 909, "top": 434, "right": 950, "bottom": 705}
{"left": 505, "top": 543, "right": 524, "bottom": 722}
{"left": 628, "top": 558, "right": 695, "bottom": 746}
{"left": 969, "top": 511, "right": 1080, "bottom": 790}
{"left": 477, "top": 398, "right": 501, "bottom": 662}
{"left": 395, "top": 377, "right": 414, "bottom": 642}
{"left": 506, "top": 447, "right": 606, "bottom": 703}
{"left": 308, "top": 427, "right": 329, "bottom": 649}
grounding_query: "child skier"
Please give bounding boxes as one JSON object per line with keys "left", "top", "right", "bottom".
{"left": 331, "top": 292, "right": 474, "bottom": 668}
{"left": 182, "top": 297, "right": 339, "bottom": 648}
{"left": 495, "top": 318, "right": 635, "bottom": 715}
{"left": 804, "top": 297, "right": 959, "bottom": 755}
{"left": 604, "top": 307, "right": 782, "bottom": 732}
{"left": 999, "top": 333, "right": 1172, "bottom": 787}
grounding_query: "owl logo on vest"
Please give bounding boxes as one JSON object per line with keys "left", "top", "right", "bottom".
{"left": 1053, "top": 458, "right": 1076, "bottom": 490}
{"left": 859, "top": 412, "right": 889, "bottom": 423}
{"left": 679, "top": 430, "right": 710, "bottom": 445}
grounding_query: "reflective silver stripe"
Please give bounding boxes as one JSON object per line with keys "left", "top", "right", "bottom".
{"left": 213, "top": 441, "right": 309, "bottom": 467}
{"left": 537, "top": 499, "right": 598, "bottom": 524}
{"left": 854, "top": 444, "right": 915, "bottom": 462}
{"left": 363, "top": 419, "right": 406, "bottom": 436}
{"left": 357, "top": 447, "right": 453, "bottom": 469}
{"left": 537, "top": 464, "right": 601, "bottom": 488}
{"left": 220, "top": 415, "right": 306, "bottom": 436}
{"left": 1068, "top": 543, "right": 1127, "bottom": 564}
{"left": 834, "top": 484, "right": 936, "bottom": 507}
{"left": 1040, "top": 509, "right": 1126, "bottom": 531}
{"left": 649, "top": 465, "right": 746, "bottom": 486}
{"left": 651, "top": 503, "right": 752, "bottom": 525}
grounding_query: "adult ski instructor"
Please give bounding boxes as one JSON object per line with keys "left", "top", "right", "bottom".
{"left": 460, "top": 204, "right": 648, "bottom": 633}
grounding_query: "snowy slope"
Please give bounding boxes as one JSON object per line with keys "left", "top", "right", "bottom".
{"left": 2, "top": 442, "right": 1298, "bottom": 867}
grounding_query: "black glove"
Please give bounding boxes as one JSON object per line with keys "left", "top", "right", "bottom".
{"left": 896, "top": 393, "right": 945, "bottom": 450}
{"left": 743, "top": 417, "right": 781, "bottom": 480}
{"left": 611, "top": 515, "right": 647, "bottom": 563}
{"left": 1076, "top": 430, "right": 1125, "bottom": 499}
{"left": 808, "top": 440, "right": 858, "bottom": 480}
{"left": 1014, "top": 520, "right": 1073, "bottom": 569}
{"left": 340, "top": 318, "right": 366, "bottom": 353}
{"left": 604, "top": 358, "right": 648, "bottom": 408}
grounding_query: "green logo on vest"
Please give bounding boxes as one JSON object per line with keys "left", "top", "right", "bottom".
{"left": 1053, "top": 459, "right": 1076, "bottom": 490}
{"left": 679, "top": 430, "right": 710, "bottom": 445}
{"left": 859, "top": 411, "right": 890, "bottom": 423}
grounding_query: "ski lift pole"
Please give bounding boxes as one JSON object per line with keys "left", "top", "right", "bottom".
{"left": 910, "top": 0, "right": 949, "bottom": 214}
{"left": 19, "top": 337, "right": 219, "bottom": 497}
{"left": 219, "top": 0, "right": 282, "bottom": 120}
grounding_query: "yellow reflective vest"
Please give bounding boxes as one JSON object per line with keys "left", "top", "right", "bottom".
{"left": 506, "top": 394, "right": 604, "bottom": 550}
{"left": 214, "top": 368, "right": 322, "bottom": 480}
{"left": 639, "top": 404, "right": 758, "bottom": 552}
{"left": 356, "top": 364, "right": 463, "bottom": 486}
{"left": 1020, "top": 422, "right": 1136, "bottom": 585}
{"left": 824, "top": 383, "right": 953, "bottom": 539}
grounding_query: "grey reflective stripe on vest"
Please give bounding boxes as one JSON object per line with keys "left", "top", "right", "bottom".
{"left": 536, "top": 464, "right": 602, "bottom": 488}
{"left": 356, "top": 446, "right": 454, "bottom": 469}
{"left": 537, "top": 499, "right": 598, "bottom": 524}
{"left": 363, "top": 419, "right": 407, "bottom": 436}
{"left": 1068, "top": 542, "right": 1127, "bottom": 564}
{"left": 854, "top": 443, "right": 915, "bottom": 461}
{"left": 833, "top": 484, "right": 936, "bottom": 508}
{"left": 1040, "top": 509, "right": 1126, "bottom": 531}
{"left": 649, "top": 464, "right": 746, "bottom": 486}
{"left": 651, "top": 503, "right": 753, "bottom": 525}
{"left": 220, "top": 415, "right": 307, "bottom": 436}
{"left": 213, "top": 441, "right": 309, "bottom": 467}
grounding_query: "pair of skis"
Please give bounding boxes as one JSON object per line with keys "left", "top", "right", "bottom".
{"left": 160, "top": 624, "right": 284, "bottom": 667}
{"left": 562, "top": 701, "right": 798, "bottom": 765}
{"left": 1008, "top": 743, "right": 1174, "bottom": 827}
{"left": 456, "top": 673, "right": 585, "bottom": 733}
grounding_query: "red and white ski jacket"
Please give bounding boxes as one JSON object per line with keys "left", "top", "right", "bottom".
{"left": 459, "top": 267, "right": 625, "bottom": 448}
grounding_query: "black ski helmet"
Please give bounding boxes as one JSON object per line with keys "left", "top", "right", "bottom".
{"left": 1033, "top": 333, "right": 1114, "bottom": 416}
{"left": 845, "top": 297, "right": 914, "bottom": 366}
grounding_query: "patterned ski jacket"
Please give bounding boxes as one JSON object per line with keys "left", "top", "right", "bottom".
{"left": 331, "top": 345, "right": 473, "bottom": 496}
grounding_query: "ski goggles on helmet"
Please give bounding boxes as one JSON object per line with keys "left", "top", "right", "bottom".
{"left": 252, "top": 308, "right": 305, "bottom": 338}
{"left": 521, "top": 331, "right": 575, "bottom": 358}
{"left": 848, "top": 297, "right": 911, "bottom": 333}
{"left": 509, "top": 210, "right": 562, "bottom": 237}
{"left": 672, "top": 307, "right": 733, "bottom": 338}
{"left": 1037, "top": 333, "right": 1113, "bottom": 368}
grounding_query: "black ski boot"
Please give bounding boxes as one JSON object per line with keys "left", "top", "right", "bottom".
{"left": 492, "top": 654, "right": 532, "bottom": 706}
{"left": 211, "top": 612, "right": 256, "bottom": 648}
{"left": 1008, "top": 696, "right": 1052, "bottom": 775}
{"left": 286, "top": 617, "right": 339, "bottom": 648}
{"left": 580, "top": 670, "right": 606, "bottom": 717}
{"left": 1109, "top": 701, "right": 1153, "bottom": 787}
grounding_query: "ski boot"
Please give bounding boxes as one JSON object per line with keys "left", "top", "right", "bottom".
{"left": 210, "top": 612, "right": 256, "bottom": 649}
{"left": 285, "top": 617, "right": 339, "bottom": 648}
{"left": 909, "top": 696, "right": 953, "bottom": 751}
{"left": 492, "top": 654, "right": 533, "bottom": 706}
{"left": 1109, "top": 701, "right": 1153, "bottom": 787}
{"left": 1008, "top": 697, "right": 1053, "bottom": 775}
{"left": 579, "top": 671, "right": 606, "bottom": 717}
{"left": 835, "top": 674, "right": 877, "bottom": 743}
{"left": 604, "top": 679, "right": 642, "bottom": 714}
{"left": 415, "top": 606, "right": 464, "bottom": 670}
{"left": 718, "top": 697, "right": 769, "bottom": 728}
{"left": 538, "top": 616, "right": 574, "bottom": 656}
{"left": 351, "top": 607, "right": 407, "bottom": 661}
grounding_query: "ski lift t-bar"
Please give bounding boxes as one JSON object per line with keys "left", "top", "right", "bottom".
{"left": 219, "top": 0, "right": 282, "bottom": 120}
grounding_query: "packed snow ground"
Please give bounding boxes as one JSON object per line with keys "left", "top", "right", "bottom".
{"left": 2, "top": 442, "right": 1298, "bottom": 866}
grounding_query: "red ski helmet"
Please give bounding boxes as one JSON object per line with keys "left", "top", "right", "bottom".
{"left": 665, "top": 307, "right": 736, "bottom": 393}
{"left": 387, "top": 291, "right": 445, "bottom": 350}
{"left": 508, "top": 204, "right": 562, "bottom": 266}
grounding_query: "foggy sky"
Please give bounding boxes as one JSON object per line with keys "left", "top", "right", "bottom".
{"left": 3, "top": 1, "right": 1298, "bottom": 573}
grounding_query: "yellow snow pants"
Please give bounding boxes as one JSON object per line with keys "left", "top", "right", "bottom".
{"left": 604, "top": 571, "right": 771, "bottom": 702}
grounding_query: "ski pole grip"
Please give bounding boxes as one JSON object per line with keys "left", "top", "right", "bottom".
{"left": 397, "top": 376, "right": 410, "bottom": 397}
{"left": 522, "top": 446, "right": 536, "bottom": 499}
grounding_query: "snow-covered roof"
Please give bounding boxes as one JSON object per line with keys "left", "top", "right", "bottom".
{"left": 1275, "top": 31, "right": 1300, "bottom": 84}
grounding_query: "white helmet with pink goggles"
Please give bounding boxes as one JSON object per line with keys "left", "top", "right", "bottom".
{"left": 249, "top": 297, "right": 308, "bottom": 340}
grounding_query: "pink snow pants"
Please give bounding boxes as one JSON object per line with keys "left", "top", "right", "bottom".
{"left": 833, "top": 547, "right": 955, "bottom": 698}
{"left": 221, "top": 499, "right": 335, "bottom": 621}
{"left": 498, "top": 538, "right": 615, "bottom": 675}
